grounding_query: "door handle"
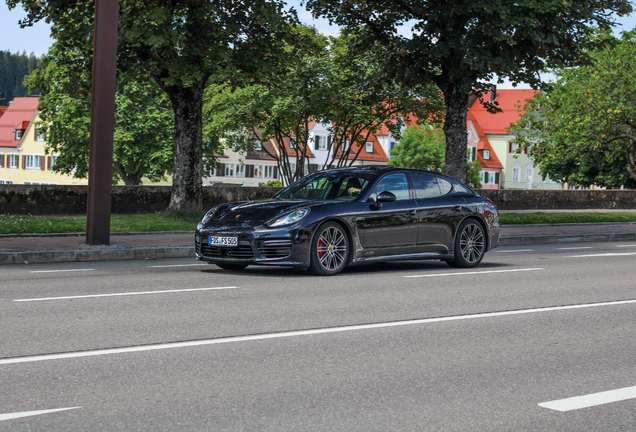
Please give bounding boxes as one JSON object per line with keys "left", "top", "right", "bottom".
{"left": 408, "top": 209, "right": 417, "bottom": 215}
{"left": 452, "top": 206, "right": 463, "bottom": 212}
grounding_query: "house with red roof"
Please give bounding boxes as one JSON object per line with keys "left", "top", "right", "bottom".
{"left": 467, "top": 111, "right": 503, "bottom": 189}
{"left": 469, "top": 89, "right": 561, "bottom": 190}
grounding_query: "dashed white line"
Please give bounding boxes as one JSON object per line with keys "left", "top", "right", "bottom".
{"left": 404, "top": 268, "right": 543, "bottom": 278}
{"left": 494, "top": 249, "right": 534, "bottom": 253}
{"left": 5, "top": 296, "right": 635, "bottom": 366}
{"left": 29, "top": 269, "right": 95, "bottom": 274}
{"left": 539, "top": 385, "right": 636, "bottom": 412}
{"left": 0, "top": 407, "right": 81, "bottom": 422}
{"left": 148, "top": 264, "right": 209, "bottom": 268}
{"left": 617, "top": 244, "right": 636, "bottom": 248}
{"left": 14, "top": 286, "right": 238, "bottom": 302}
{"left": 565, "top": 252, "right": 636, "bottom": 258}
{"left": 557, "top": 247, "right": 593, "bottom": 250}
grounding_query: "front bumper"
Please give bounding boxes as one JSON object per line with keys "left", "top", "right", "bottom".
{"left": 194, "top": 225, "right": 311, "bottom": 267}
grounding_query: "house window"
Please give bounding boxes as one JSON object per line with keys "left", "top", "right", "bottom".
{"left": 225, "top": 163, "right": 245, "bottom": 178}
{"left": 510, "top": 142, "right": 520, "bottom": 153}
{"left": 254, "top": 165, "right": 276, "bottom": 179}
{"left": 289, "top": 137, "right": 296, "bottom": 149}
{"left": 468, "top": 147, "right": 476, "bottom": 162}
{"left": 365, "top": 142, "right": 374, "bottom": 153}
{"left": 36, "top": 128, "right": 46, "bottom": 142}
{"left": 0, "top": 180, "right": 13, "bottom": 184}
{"left": 25, "top": 155, "right": 41, "bottom": 170}
{"left": 252, "top": 141, "right": 262, "bottom": 151}
{"left": 264, "top": 165, "right": 275, "bottom": 179}
{"left": 525, "top": 166, "right": 534, "bottom": 183}
{"left": 50, "top": 155, "right": 59, "bottom": 171}
{"left": 316, "top": 136, "right": 327, "bottom": 151}
{"left": 15, "top": 130, "right": 22, "bottom": 140}
{"left": 483, "top": 150, "right": 490, "bottom": 160}
{"left": 512, "top": 166, "right": 521, "bottom": 182}
{"left": 467, "top": 130, "right": 472, "bottom": 141}
{"left": 9, "top": 154, "right": 18, "bottom": 169}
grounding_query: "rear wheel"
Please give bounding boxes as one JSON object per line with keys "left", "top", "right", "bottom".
{"left": 309, "top": 222, "right": 349, "bottom": 276}
{"left": 446, "top": 219, "right": 486, "bottom": 268}
{"left": 215, "top": 263, "right": 248, "bottom": 271}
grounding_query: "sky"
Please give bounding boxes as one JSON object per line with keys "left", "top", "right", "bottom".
{"left": 2, "top": 0, "right": 635, "bottom": 88}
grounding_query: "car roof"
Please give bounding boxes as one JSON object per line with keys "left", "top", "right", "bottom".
{"left": 320, "top": 165, "right": 458, "bottom": 182}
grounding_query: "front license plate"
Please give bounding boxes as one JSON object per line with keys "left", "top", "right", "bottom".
{"left": 208, "top": 236, "right": 238, "bottom": 247}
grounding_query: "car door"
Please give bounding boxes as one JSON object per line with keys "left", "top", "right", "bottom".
{"left": 359, "top": 172, "right": 418, "bottom": 257}
{"left": 409, "top": 173, "right": 467, "bottom": 254}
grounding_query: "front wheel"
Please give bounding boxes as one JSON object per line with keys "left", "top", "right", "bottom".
{"left": 309, "top": 221, "right": 349, "bottom": 276}
{"left": 447, "top": 219, "right": 486, "bottom": 268}
{"left": 215, "top": 263, "right": 248, "bottom": 271}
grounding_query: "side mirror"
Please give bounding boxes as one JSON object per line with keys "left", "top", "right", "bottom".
{"left": 377, "top": 191, "right": 397, "bottom": 204}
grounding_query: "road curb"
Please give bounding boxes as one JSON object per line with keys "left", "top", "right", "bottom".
{"left": 500, "top": 231, "right": 636, "bottom": 246}
{"left": 0, "top": 246, "right": 195, "bottom": 265}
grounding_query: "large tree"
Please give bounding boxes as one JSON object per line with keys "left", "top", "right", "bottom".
{"left": 0, "top": 50, "right": 40, "bottom": 104}
{"left": 305, "top": 0, "right": 632, "bottom": 184}
{"left": 512, "top": 30, "right": 636, "bottom": 189}
{"left": 26, "top": 53, "right": 174, "bottom": 185}
{"left": 8, "top": 0, "right": 296, "bottom": 212}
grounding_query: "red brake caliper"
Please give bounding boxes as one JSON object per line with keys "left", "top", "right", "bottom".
{"left": 318, "top": 239, "right": 324, "bottom": 258}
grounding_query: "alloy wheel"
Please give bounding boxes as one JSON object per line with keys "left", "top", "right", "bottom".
{"left": 459, "top": 222, "right": 485, "bottom": 264}
{"left": 316, "top": 226, "right": 347, "bottom": 272}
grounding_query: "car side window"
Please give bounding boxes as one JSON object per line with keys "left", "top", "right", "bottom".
{"left": 370, "top": 173, "right": 410, "bottom": 201}
{"left": 410, "top": 173, "right": 442, "bottom": 199}
{"left": 438, "top": 178, "right": 453, "bottom": 195}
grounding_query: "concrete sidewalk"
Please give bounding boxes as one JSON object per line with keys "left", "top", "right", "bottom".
{"left": 1, "top": 223, "right": 636, "bottom": 265}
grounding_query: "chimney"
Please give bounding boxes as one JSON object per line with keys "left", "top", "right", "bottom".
{"left": 489, "top": 87, "right": 497, "bottom": 103}
{"left": 468, "top": 94, "right": 478, "bottom": 108}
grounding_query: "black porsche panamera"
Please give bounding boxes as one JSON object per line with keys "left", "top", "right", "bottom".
{"left": 195, "top": 166, "right": 500, "bottom": 275}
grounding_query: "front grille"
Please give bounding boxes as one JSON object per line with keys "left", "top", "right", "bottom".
{"left": 257, "top": 240, "right": 292, "bottom": 259}
{"left": 201, "top": 241, "right": 254, "bottom": 259}
{"left": 195, "top": 235, "right": 201, "bottom": 255}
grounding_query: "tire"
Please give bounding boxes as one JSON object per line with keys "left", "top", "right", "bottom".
{"left": 309, "top": 221, "right": 349, "bottom": 276}
{"left": 446, "top": 219, "right": 486, "bottom": 268}
{"left": 215, "top": 263, "right": 248, "bottom": 271}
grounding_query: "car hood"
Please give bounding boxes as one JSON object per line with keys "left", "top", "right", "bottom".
{"left": 212, "top": 199, "right": 323, "bottom": 223}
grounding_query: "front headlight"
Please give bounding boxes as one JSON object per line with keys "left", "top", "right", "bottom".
{"left": 200, "top": 205, "right": 221, "bottom": 226}
{"left": 267, "top": 208, "right": 310, "bottom": 228}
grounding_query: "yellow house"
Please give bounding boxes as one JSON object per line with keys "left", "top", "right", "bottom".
{"left": 0, "top": 97, "right": 88, "bottom": 185}
{"left": 0, "top": 97, "right": 171, "bottom": 186}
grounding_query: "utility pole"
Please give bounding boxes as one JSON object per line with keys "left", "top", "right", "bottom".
{"left": 86, "top": 0, "right": 119, "bottom": 245}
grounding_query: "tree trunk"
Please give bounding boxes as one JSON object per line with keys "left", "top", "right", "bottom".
{"left": 161, "top": 79, "right": 205, "bottom": 214}
{"left": 439, "top": 82, "right": 470, "bottom": 184}
{"left": 113, "top": 161, "right": 143, "bottom": 185}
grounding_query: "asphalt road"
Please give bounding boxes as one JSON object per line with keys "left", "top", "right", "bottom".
{"left": 1, "top": 240, "right": 636, "bottom": 431}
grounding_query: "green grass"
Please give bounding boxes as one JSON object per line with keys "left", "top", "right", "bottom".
{"left": 0, "top": 212, "right": 205, "bottom": 235}
{"left": 1, "top": 211, "right": 635, "bottom": 235}
{"left": 499, "top": 212, "right": 636, "bottom": 225}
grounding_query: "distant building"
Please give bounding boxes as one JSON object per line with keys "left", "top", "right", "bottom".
{"left": 469, "top": 89, "right": 561, "bottom": 190}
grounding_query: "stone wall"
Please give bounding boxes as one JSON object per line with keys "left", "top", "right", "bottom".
{"left": 1, "top": 185, "right": 635, "bottom": 215}
{"left": 478, "top": 189, "right": 636, "bottom": 210}
{"left": 0, "top": 185, "right": 282, "bottom": 215}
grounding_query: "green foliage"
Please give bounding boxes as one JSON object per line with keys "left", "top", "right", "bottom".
{"left": 0, "top": 50, "right": 40, "bottom": 104}
{"left": 389, "top": 125, "right": 482, "bottom": 189}
{"left": 512, "top": 30, "right": 636, "bottom": 188}
{"left": 258, "top": 179, "right": 283, "bottom": 187}
{"left": 204, "top": 28, "right": 444, "bottom": 185}
{"left": 25, "top": 54, "right": 174, "bottom": 185}
{"left": 304, "top": 0, "right": 633, "bottom": 183}
{"left": 498, "top": 212, "right": 636, "bottom": 225}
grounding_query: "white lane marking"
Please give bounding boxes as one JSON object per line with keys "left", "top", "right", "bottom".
{"left": 565, "top": 252, "right": 636, "bottom": 258}
{"left": 148, "top": 264, "right": 208, "bottom": 268}
{"left": 494, "top": 249, "right": 534, "bottom": 253}
{"left": 557, "top": 247, "right": 593, "bottom": 250}
{"left": 29, "top": 269, "right": 95, "bottom": 274}
{"left": 539, "top": 385, "right": 636, "bottom": 412}
{"left": 0, "top": 407, "right": 81, "bottom": 422}
{"left": 3, "top": 297, "right": 635, "bottom": 366}
{"left": 14, "top": 286, "right": 238, "bottom": 302}
{"left": 404, "top": 268, "right": 543, "bottom": 279}
{"left": 617, "top": 244, "right": 636, "bottom": 248}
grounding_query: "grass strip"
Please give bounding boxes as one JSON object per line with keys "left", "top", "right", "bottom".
{"left": 0, "top": 212, "right": 204, "bottom": 235}
{"left": 1, "top": 212, "right": 635, "bottom": 235}
{"left": 499, "top": 212, "right": 636, "bottom": 225}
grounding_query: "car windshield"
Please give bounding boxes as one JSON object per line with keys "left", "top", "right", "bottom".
{"left": 274, "top": 171, "right": 375, "bottom": 201}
